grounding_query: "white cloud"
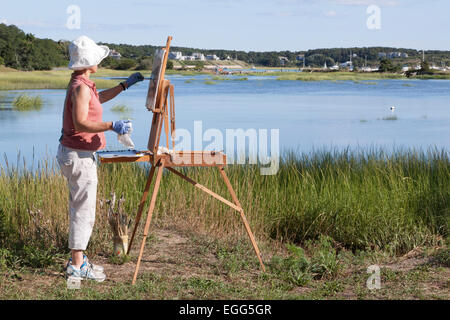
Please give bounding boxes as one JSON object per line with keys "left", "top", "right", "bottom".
{"left": 0, "top": 18, "right": 8, "bottom": 24}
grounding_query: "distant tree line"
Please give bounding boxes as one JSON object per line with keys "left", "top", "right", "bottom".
{"left": 0, "top": 24, "right": 68, "bottom": 70}
{"left": 98, "top": 43, "right": 450, "bottom": 69}
{"left": 1, "top": 24, "right": 450, "bottom": 71}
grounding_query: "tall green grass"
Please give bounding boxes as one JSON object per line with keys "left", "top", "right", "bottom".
{"left": 0, "top": 148, "right": 448, "bottom": 267}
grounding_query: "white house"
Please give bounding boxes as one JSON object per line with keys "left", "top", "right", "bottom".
{"left": 278, "top": 56, "right": 289, "bottom": 65}
{"left": 340, "top": 61, "right": 353, "bottom": 68}
{"left": 206, "top": 54, "right": 220, "bottom": 60}
{"left": 192, "top": 52, "right": 206, "bottom": 61}
{"left": 169, "top": 51, "right": 183, "bottom": 60}
{"left": 330, "top": 65, "right": 339, "bottom": 71}
{"left": 109, "top": 50, "right": 122, "bottom": 59}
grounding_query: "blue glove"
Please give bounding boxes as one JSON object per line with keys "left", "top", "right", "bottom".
{"left": 112, "top": 120, "right": 132, "bottom": 135}
{"left": 124, "top": 72, "right": 144, "bottom": 89}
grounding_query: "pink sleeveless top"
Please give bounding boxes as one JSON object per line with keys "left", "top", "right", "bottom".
{"left": 59, "top": 73, "right": 106, "bottom": 151}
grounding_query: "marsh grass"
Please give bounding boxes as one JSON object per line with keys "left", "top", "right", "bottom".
{"left": 110, "top": 104, "right": 133, "bottom": 120}
{"left": 111, "top": 104, "right": 132, "bottom": 114}
{"left": 415, "top": 74, "right": 450, "bottom": 80}
{"left": 0, "top": 69, "right": 124, "bottom": 90}
{"left": 353, "top": 81, "right": 378, "bottom": 85}
{"left": 0, "top": 147, "right": 448, "bottom": 268}
{"left": 382, "top": 115, "right": 398, "bottom": 121}
{"left": 12, "top": 94, "right": 43, "bottom": 111}
{"left": 210, "top": 76, "right": 248, "bottom": 81}
{"left": 276, "top": 72, "right": 403, "bottom": 82}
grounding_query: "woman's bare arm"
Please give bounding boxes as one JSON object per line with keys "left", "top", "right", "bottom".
{"left": 98, "top": 83, "right": 125, "bottom": 104}
{"left": 72, "top": 84, "right": 113, "bottom": 133}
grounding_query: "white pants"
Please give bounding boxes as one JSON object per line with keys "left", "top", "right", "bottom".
{"left": 56, "top": 144, "right": 98, "bottom": 250}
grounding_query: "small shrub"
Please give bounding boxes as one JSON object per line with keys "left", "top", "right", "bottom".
{"left": 269, "top": 244, "right": 312, "bottom": 286}
{"left": 111, "top": 104, "right": 131, "bottom": 113}
{"left": 432, "top": 248, "right": 450, "bottom": 267}
{"left": 108, "top": 254, "right": 131, "bottom": 265}
{"left": 0, "top": 248, "right": 13, "bottom": 269}
{"left": 269, "top": 237, "right": 342, "bottom": 286}
{"left": 12, "top": 94, "right": 43, "bottom": 111}
{"left": 136, "top": 58, "right": 153, "bottom": 70}
{"left": 307, "top": 235, "right": 342, "bottom": 279}
{"left": 20, "top": 245, "right": 56, "bottom": 268}
{"left": 114, "top": 58, "right": 137, "bottom": 70}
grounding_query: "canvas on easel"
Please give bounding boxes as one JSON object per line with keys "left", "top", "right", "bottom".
{"left": 98, "top": 36, "right": 265, "bottom": 285}
{"left": 146, "top": 48, "right": 166, "bottom": 112}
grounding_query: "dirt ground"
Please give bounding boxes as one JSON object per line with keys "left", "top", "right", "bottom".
{"left": 1, "top": 224, "right": 448, "bottom": 300}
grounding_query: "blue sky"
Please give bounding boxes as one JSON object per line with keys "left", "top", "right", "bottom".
{"left": 1, "top": 0, "right": 449, "bottom": 51}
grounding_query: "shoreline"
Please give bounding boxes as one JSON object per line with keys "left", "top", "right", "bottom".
{"left": 1, "top": 67, "right": 449, "bottom": 91}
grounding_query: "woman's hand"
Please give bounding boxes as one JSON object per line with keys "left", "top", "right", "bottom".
{"left": 124, "top": 72, "right": 144, "bottom": 89}
{"left": 112, "top": 120, "right": 132, "bottom": 135}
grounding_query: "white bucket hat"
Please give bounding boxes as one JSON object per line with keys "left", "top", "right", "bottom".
{"left": 68, "top": 36, "right": 110, "bottom": 70}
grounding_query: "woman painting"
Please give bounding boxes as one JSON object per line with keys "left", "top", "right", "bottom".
{"left": 57, "top": 36, "right": 144, "bottom": 281}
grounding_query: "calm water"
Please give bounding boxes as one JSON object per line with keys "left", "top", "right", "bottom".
{"left": 0, "top": 75, "right": 449, "bottom": 169}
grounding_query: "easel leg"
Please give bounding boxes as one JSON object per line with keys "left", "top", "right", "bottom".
{"left": 218, "top": 167, "right": 266, "bottom": 272}
{"left": 127, "top": 165, "right": 156, "bottom": 255}
{"left": 132, "top": 160, "right": 165, "bottom": 285}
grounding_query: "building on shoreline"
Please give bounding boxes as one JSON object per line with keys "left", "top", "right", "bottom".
{"left": 109, "top": 49, "right": 122, "bottom": 59}
{"left": 206, "top": 54, "right": 219, "bottom": 61}
{"left": 278, "top": 56, "right": 289, "bottom": 66}
{"left": 169, "top": 51, "right": 183, "bottom": 60}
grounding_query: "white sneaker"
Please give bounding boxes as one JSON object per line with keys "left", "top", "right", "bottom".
{"left": 66, "top": 261, "right": 106, "bottom": 282}
{"left": 67, "top": 255, "right": 104, "bottom": 273}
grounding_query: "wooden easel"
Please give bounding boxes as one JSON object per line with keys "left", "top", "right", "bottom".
{"left": 99, "top": 36, "right": 265, "bottom": 285}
